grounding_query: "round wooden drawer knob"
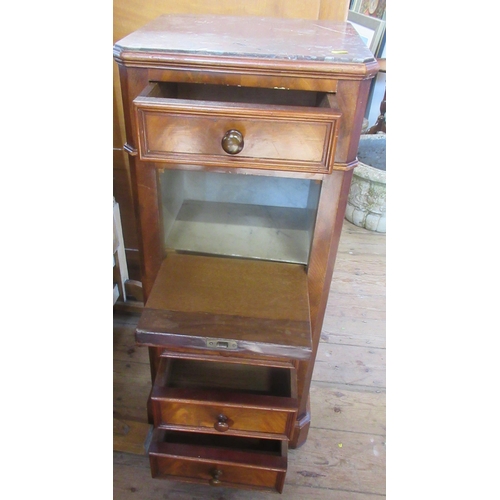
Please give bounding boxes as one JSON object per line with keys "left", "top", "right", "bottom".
{"left": 221, "top": 129, "right": 244, "bottom": 154}
{"left": 214, "top": 413, "right": 230, "bottom": 432}
{"left": 209, "top": 468, "right": 223, "bottom": 486}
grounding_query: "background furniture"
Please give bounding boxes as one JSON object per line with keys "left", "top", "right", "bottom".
{"left": 367, "top": 58, "right": 386, "bottom": 134}
{"left": 114, "top": 13, "right": 378, "bottom": 492}
{"left": 113, "top": 198, "right": 143, "bottom": 308}
{"left": 113, "top": 198, "right": 128, "bottom": 305}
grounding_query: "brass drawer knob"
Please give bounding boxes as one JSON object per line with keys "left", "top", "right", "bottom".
{"left": 209, "top": 468, "right": 223, "bottom": 486}
{"left": 221, "top": 129, "right": 244, "bottom": 154}
{"left": 214, "top": 413, "right": 230, "bottom": 432}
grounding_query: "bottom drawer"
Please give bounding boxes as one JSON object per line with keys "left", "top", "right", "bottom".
{"left": 149, "top": 429, "right": 287, "bottom": 493}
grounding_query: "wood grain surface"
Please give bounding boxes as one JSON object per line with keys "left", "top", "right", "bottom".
{"left": 113, "top": 1, "right": 351, "bottom": 257}
{"left": 114, "top": 220, "right": 386, "bottom": 498}
{"left": 136, "top": 253, "right": 312, "bottom": 358}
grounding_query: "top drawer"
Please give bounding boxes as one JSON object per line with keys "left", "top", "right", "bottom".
{"left": 133, "top": 82, "right": 341, "bottom": 174}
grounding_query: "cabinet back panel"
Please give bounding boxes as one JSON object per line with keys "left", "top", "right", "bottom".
{"left": 158, "top": 169, "right": 320, "bottom": 263}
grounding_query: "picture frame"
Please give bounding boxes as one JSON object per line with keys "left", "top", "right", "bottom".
{"left": 351, "top": 0, "right": 386, "bottom": 20}
{"left": 348, "top": 10, "right": 386, "bottom": 56}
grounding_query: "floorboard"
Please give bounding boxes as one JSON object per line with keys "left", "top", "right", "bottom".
{"left": 113, "top": 220, "right": 386, "bottom": 498}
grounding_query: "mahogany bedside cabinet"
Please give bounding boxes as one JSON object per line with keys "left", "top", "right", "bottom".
{"left": 113, "top": 14, "right": 378, "bottom": 493}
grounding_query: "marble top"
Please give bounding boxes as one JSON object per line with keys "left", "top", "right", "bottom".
{"left": 114, "top": 14, "right": 376, "bottom": 64}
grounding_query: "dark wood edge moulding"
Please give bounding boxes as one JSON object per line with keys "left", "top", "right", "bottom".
{"left": 122, "top": 142, "right": 358, "bottom": 173}
{"left": 113, "top": 48, "right": 379, "bottom": 81}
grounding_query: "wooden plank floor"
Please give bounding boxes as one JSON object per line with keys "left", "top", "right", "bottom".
{"left": 113, "top": 220, "right": 386, "bottom": 499}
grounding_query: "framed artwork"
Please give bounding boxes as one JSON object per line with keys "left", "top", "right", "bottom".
{"left": 348, "top": 10, "right": 386, "bottom": 55}
{"left": 351, "top": 0, "right": 386, "bottom": 20}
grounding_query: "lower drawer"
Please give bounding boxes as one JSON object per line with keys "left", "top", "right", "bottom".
{"left": 151, "top": 357, "right": 298, "bottom": 438}
{"left": 149, "top": 430, "right": 287, "bottom": 493}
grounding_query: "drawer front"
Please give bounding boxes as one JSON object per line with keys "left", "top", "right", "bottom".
{"left": 150, "top": 357, "right": 298, "bottom": 438}
{"left": 134, "top": 91, "right": 341, "bottom": 174}
{"left": 151, "top": 455, "right": 283, "bottom": 491}
{"left": 152, "top": 397, "right": 293, "bottom": 437}
{"left": 149, "top": 430, "right": 287, "bottom": 493}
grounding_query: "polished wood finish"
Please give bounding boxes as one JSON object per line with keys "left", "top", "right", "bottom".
{"left": 136, "top": 253, "right": 312, "bottom": 359}
{"left": 114, "top": 13, "right": 378, "bottom": 493}
{"left": 293, "top": 167, "right": 355, "bottom": 446}
{"left": 149, "top": 430, "right": 287, "bottom": 492}
{"left": 113, "top": 221, "right": 386, "bottom": 498}
{"left": 114, "top": 15, "right": 378, "bottom": 297}
{"left": 150, "top": 357, "right": 298, "bottom": 439}
{"left": 113, "top": 1, "right": 351, "bottom": 260}
{"left": 133, "top": 83, "right": 341, "bottom": 173}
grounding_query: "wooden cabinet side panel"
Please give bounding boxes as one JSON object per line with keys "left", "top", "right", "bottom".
{"left": 291, "top": 81, "right": 374, "bottom": 435}
{"left": 334, "top": 79, "right": 373, "bottom": 164}
{"left": 291, "top": 168, "right": 354, "bottom": 446}
{"left": 117, "top": 65, "right": 166, "bottom": 301}
{"left": 132, "top": 162, "right": 163, "bottom": 299}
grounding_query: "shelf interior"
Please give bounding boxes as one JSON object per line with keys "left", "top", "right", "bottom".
{"left": 152, "top": 81, "right": 328, "bottom": 107}
{"left": 164, "top": 358, "right": 292, "bottom": 397}
{"left": 158, "top": 169, "right": 320, "bottom": 264}
{"left": 155, "top": 429, "right": 283, "bottom": 454}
